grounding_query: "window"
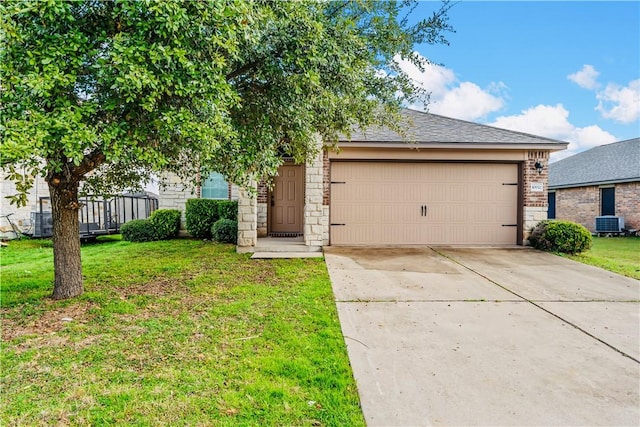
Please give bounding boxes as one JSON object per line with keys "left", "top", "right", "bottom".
{"left": 600, "top": 187, "right": 615, "bottom": 216}
{"left": 547, "top": 191, "right": 556, "bottom": 219}
{"left": 201, "top": 172, "right": 229, "bottom": 199}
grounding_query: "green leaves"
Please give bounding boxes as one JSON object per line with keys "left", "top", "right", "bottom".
{"left": 1, "top": 0, "right": 452, "bottom": 200}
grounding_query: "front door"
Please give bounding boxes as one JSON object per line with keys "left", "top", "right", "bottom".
{"left": 271, "top": 164, "right": 303, "bottom": 234}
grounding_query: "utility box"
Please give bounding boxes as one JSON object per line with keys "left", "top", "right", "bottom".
{"left": 31, "top": 211, "right": 53, "bottom": 238}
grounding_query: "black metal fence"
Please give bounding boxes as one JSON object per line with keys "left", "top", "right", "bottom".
{"left": 31, "top": 193, "right": 159, "bottom": 239}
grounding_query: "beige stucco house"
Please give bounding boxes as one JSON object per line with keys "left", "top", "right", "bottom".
{"left": 159, "top": 109, "right": 568, "bottom": 251}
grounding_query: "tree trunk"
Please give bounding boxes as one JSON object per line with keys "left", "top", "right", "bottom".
{"left": 49, "top": 180, "right": 83, "bottom": 299}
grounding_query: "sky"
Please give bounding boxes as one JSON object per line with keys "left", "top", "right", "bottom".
{"left": 405, "top": 1, "right": 640, "bottom": 161}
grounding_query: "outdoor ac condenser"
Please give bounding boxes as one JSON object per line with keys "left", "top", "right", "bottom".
{"left": 30, "top": 211, "right": 53, "bottom": 238}
{"left": 595, "top": 216, "right": 625, "bottom": 233}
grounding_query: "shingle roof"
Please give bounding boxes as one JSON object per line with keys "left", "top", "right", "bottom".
{"left": 339, "top": 108, "right": 568, "bottom": 146}
{"left": 549, "top": 138, "right": 640, "bottom": 188}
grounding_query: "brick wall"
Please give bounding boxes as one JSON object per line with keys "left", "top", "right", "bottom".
{"left": 523, "top": 151, "right": 550, "bottom": 239}
{"left": 617, "top": 182, "right": 640, "bottom": 230}
{"left": 523, "top": 151, "right": 549, "bottom": 208}
{"left": 554, "top": 186, "right": 599, "bottom": 231}
{"left": 322, "top": 150, "right": 330, "bottom": 206}
{"left": 554, "top": 181, "right": 639, "bottom": 231}
{"left": 257, "top": 180, "right": 268, "bottom": 204}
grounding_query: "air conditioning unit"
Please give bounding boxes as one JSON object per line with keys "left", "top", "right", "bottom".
{"left": 595, "top": 216, "right": 625, "bottom": 233}
{"left": 30, "top": 211, "right": 53, "bottom": 238}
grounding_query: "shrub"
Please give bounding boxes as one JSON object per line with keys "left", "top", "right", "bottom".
{"left": 217, "top": 200, "right": 238, "bottom": 221}
{"left": 185, "top": 199, "right": 219, "bottom": 238}
{"left": 150, "top": 209, "right": 181, "bottom": 240}
{"left": 529, "top": 220, "right": 592, "bottom": 254}
{"left": 211, "top": 219, "right": 237, "bottom": 244}
{"left": 121, "top": 219, "right": 157, "bottom": 242}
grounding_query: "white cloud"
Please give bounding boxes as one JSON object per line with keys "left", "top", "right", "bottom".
{"left": 489, "top": 104, "right": 617, "bottom": 161}
{"left": 431, "top": 82, "right": 505, "bottom": 121}
{"left": 595, "top": 79, "right": 640, "bottom": 123}
{"left": 396, "top": 53, "right": 505, "bottom": 121}
{"left": 567, "top": 64, "right": 600, "bottom": 90}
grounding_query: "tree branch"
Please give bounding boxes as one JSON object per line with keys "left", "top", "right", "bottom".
{"left": 74, "top": 149, "right": 106, "bottom": 178}
{"left": 226, "top": 59, "right": 264, "bottom": 81}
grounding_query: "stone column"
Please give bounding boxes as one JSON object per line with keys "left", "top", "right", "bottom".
{"left": 236, "top": 182, "right": 257, "bottom": 252}
{"left": 304, "top": 135, "right": 327, "bottom": 247}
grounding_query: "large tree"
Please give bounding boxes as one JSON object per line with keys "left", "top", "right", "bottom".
{"left": 0, "top": 0, "right": 452, "bottom": 299}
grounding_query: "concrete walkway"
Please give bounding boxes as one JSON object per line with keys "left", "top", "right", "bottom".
{"left": 324, "top": 247, "right": 640, "bottom": 427}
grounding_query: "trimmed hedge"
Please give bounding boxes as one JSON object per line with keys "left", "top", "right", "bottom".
{"left": 185, "top": 199, "right": 219, "bottom": 238}
{"left": 121, "top": 219, "right": 157, "bottom": 242}
{"left": 212, "top": 219, "right": 238, "bottom": 244}
{"left": 150, "top": 209, "right": 181, "bottom": 240}
{"left": 217, "top": 200, "right": 238, "bottom": 222}
{"left": 121, "top": 209, "right": 181, "bottom": 242}
{"left": 185, "top": 199, "right": 238, "bottom": 239}
{"left": 529, "top": 220, "right": 592, "bottom": 254}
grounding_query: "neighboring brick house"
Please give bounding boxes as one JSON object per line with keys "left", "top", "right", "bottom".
{"left": 548, "top": 138, "right": 640, "bottom": 232}
{"left": 160, "top": 109, "right": 568, "bottom": 250}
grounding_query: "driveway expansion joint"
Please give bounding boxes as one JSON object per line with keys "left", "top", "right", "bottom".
{"left": 431, "top": 247, "right": 640, "bottom": 365}
{"left": 336, "top": 299, "right": 525, "bottom": 303}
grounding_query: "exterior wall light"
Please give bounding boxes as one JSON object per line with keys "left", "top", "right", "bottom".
{"left": 534, "top": 160, "right": 544, "bottom": 174}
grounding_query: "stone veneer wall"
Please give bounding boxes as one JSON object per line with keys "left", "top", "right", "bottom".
{"left": 237, "top": 183, "right": 257, "bottom": 250}
{"left": 159, "top": 173, "right": 240, "bottom": 230}
{"left": 523, "top": 150, "right": 550, "bottom": 242}
{"left": 158, "top": 172, "right": 195, "bottom": 226}
{"left": 304, "top": 137, "right": 328, "bottom": 247}
{"left": 554, "top": 181, "right": 639, "bottom": 232}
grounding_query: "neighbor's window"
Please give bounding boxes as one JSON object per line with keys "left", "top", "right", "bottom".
{"left": 201, "top": 172, "right": 229, "bottom": 199}
{"left": 600, "top": 187, "right": 615, "bottom": 216}
{"left": 547, "top": 191, "right": 556, "bottom": 219}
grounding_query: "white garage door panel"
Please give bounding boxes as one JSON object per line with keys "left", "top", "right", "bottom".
{"left": 330, "top": 162, "right": 518, "bottom": 245}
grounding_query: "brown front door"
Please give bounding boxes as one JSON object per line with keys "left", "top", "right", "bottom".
{"left": 271, "top": 164, "right": 303, "bottom": 234}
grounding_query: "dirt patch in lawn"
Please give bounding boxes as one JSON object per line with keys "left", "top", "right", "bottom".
{"left": 1, "top": 300, "right": 97, "bottom": 341}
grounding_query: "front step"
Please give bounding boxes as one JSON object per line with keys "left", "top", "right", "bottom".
{"left": 236, "top": 242, "right": 323, "bottom": 254}
{"left": 255, "top": 244, "right": 322, "bottom": 253}
{"left": 251, "top": 251, "right": 324, "bottom": 259}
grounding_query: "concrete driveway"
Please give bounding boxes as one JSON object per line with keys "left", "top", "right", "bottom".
{"left": 324, "top": 247, "right": 640, "bottom": 426}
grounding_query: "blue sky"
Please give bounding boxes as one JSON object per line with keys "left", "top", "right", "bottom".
{"left": 405, "top": 1, "right": 640, "bottom": 160}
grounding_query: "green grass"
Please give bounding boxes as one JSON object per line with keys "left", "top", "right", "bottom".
{"left": 562, "top": 236, "right": 640, "bottom": 280}
{"left": 1, "top": 236, "right": 365, "bottom": 426}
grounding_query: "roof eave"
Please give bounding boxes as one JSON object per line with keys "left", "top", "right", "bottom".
{"left": 549, "top": 177, "right": 640, "bottom": 189}
{"left": 331, "top": 141, "right": 569, "bottom": 151}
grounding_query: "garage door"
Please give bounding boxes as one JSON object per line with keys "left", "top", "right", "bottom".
{"left": 330, "top": 162, "right": 519, "bottom": 245}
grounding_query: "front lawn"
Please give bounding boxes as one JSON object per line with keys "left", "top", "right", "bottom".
{"left": 563, "top": 236, "right": 640, "bottom": 280}
{"left": 1, "top": 237, "right": 364, "bottom": 426}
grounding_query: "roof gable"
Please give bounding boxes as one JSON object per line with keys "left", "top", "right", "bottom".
{"left": 549, "top": 138, "right": 640, "bottom": 188}
{"left": 339, "top": 108, "right": 568, "bottom": 147}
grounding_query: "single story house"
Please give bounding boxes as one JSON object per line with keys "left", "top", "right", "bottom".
{"left": 159, "top": 109, "right": 568, "bottom": 250}
{"left": 548, "top": 138, "right": 640, "bottom": 232}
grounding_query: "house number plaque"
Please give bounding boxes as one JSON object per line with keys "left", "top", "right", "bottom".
{"left": 530, "top": 182, "right": 544, "bottom": 192}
